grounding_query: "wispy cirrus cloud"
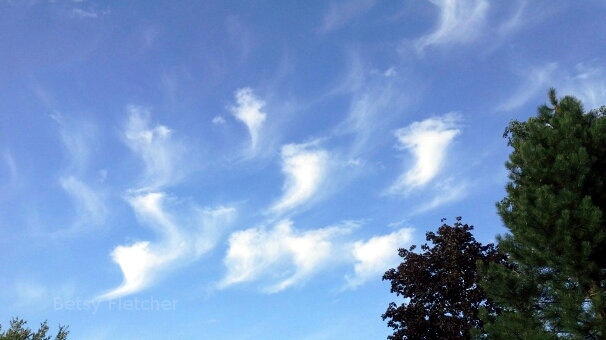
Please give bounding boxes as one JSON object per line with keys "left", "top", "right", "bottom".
{"left": 100, "top": 108, "right": 237, "bottom": 299}
{"left": 123, "top": 106, "right": 185, "bottom": 191}
{"left": 271, "top": 142, "right": 330, "bottom": 214}
{"left": 51, "top": 113, "right": 96, "bottom": 174}
{"left": 70, "top": 2, "right": 110, "bottom": 19}
{"left": 319, "top": 0, "right": 377, "bottom": 33}
{"left": 51, "top": 114, "right": 108, "bottom": 234}
{"left": 499, "top": 62, "right": 606, "bottom": 112}
{"left": 14, "top": 280, "right": 48, "bottom": 308}
{"left": 218, "top": 219, "right": 413, "bottom": 292}
{"left": 230, "top": 88, "right": 267, "bottom": 150}
{"left": 387, "top": 114, "right": 460, "bottom": 195}
{"left": 497, "top": 62, "right": 557, "bottom": 112}
{"left": 98, "top": 192, "right": 236, "bottom": 300}
{"left": 219, "top": 219, "right": 356, "bottom": 293}
{"left": 334, "top": 54, "right": 411, "bottom": 155}
{"left": 414, "top": 0, "right": 489, "bottom": 53}
{"left": 212, "top": 116, "right": 226, "bottom": 125}
{"left": 60, "top": 176, "right": 107, "bottom": 227}
{"left": 344, "top": 228, "right": 413, "bottom": 289}
{"left": 412, "top": 178, "right": 469, "bottom": 214}
{"left": 2, "top": 149, "right": 18, "bottom": 187}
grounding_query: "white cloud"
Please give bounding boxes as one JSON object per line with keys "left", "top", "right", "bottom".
{"left": 345, "top": 228, "right": 413, "bottom": 288}
{"left": 98, "top": 192, "right": 235, "bottom": 300}
{"left": 193, "top": 205, "right": 237, "bottom": 256}
{"left": 100, "top": 240, "right": 166, "bottom": 300}
{"left": 60, "top": 176, "right": 107, "bottom": 227}
{"left": 71, "top": 8, "right": 98, "bottom": 18}
{"left": 230, "top": 88, "right": 267, "bottom": 149}
{"left": 14, "top": 281, "right": 47, "bottom": 307}
{"left": 341, "top": 86, "right": 399, "bottom": 151}
{"left": 2, "top": 149, "right": 18, "bottom": 185}
{"left": 560, "top": 63, "right": 606, "bottom": 111}
{"left": 219, "top": 220, "right": 355, "bottom": 293}
{"left": 496, "top": 1, "right": 527, "bottom": 38}
{"left": 123, "top": 106, "right": 185, "bottom": 191}
{"left": 498, "top": 62, "right": 606, "bottom": 112}
{"left": 51, "top": 113, "right": 96, "bottom": 174}
{"left": 212, "top": 115, "right": 226, "bottom": 125}
{"left": 388, "top": 114, "right": 460, "bottom": 194}
{"left": 414, "top": 0, "right": 489, "bottom": 53}
{"left": 218, "top": 221, "right": 417, "bottom": 292}
{"left": 49, "top": 115, "right": 107, "bottom": 233}
{"left": 319, "top": 0, "right": 376, "bottom": 33}
{"left": 497, "top": 63, "right": 557, "bottom": 111}
{"left": 413, "top": 178, "right": 469, "bottom": 214}
{"left": 13, "top": 280, "right": 76, "bottom": 309}
{"left": 333, "top": 54, "right": 410, "bottom": 155}
{"left": 271, "top": 142, "right": 329, "bottom": 214}
{"left": 70, "top": 5, "right": 110, "bottom": 19}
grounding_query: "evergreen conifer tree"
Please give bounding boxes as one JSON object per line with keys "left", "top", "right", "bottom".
{"left": 480, "top": 89, "right": 606, "bottom": 339}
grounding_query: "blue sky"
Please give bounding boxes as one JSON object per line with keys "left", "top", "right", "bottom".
{"left": 1, "top": 0, "right": 606, "bottom": 339}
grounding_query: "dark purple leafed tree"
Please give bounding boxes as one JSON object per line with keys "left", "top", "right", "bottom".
{"left": 382, "top": 217, "right": 506, "bottom": 340}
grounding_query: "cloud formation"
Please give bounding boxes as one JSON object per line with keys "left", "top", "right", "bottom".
{"left": 499, "top": 62, "right": 606, "bottom": 111}
{"left": 345, "top": 228, "right": 413, "bottom": 288}
{"left": 219, "top": 219, "right": 355, "bottom": 293}
{"left": 123, "top": 106, "right": 185, "bottom": 191}
{"left": 60, "top": 176, "right": 107, "bottom": 227}
{"left": 3, "top": 150, "right": 18, "bottom": 187}
{"left": 271, "top": 142, "right": 330, "bottom": 214}
{"left": 100, "top": 108, "right": 238, "bottom": 299}
{"left": 415, "top": 0, "right": 489, "bottom": 53}
{"left": 388, "top": 114, "right": 460, "bottom": 195}
{"left": 413, "top": 178, "right": 469, "bottom": 214}
{"left": 51, "top": 113, "right": 96, "bottom": 174}
{"left": 51, "top": 115, "right": 107, "bottom": 233}
{"left": 497, "top": 62, "right": 557, "bottom": 111}
{"left": 334, "top": 54, "right": 409, "bottom": 155}
{"left": 319, "top": 0, "right": 377, "bottom": 33}
{"left": 98, "top": 192, "right": 235, "bottom": 300}
{"left": 230, "top": 88, "right": 267, "bottom": 149}
{"left": 219, "top": 220, "right": 413, "bottom": 292}
{"left": 212, "top": 116, "right": 226, "bottom": 125}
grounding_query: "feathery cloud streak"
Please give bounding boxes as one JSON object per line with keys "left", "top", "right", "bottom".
{"left": 497, "top": 63, "right": 557, "bottom": 112}
{"left": 319, "top": 0, "right": 377, "bottom": 33}
{"left": 60, "top": 176, "right": 107, "bottom": 227}
{"left": 388, "top": 114, "right": 460, "bottom": 195}
{"left": 499, "top": 62, "right": 606, "bottom": 112}
{"left": 219, "top": 220, "right": 413, "bottom": 292}
{"left": 271, "top": 142, "right": 329, "bottom": 214}
{"left": 123, "top": 106, "right": 185, "bottom": 191}
{"left": 415, "top": 0, "right": 489, "bottom": 53}
{"left": 99, "top": 192, "right": 235, "bottom": 300}
{"left": 219, "top": 219, "right": 356, "bottom": 293}
{"left": 345, "top": 228, "right": 413, "bottom": 289}
{"left": 100, "top": 109, "right": 235, "bottom": 299}
{"left": 230, "top": 88, "right": 267, "bottom": 149}
{"left": 51, "top": 114, "right": 108, "bottom": 233}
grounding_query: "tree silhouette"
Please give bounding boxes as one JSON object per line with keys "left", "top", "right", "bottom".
{"left": 383, "top": 217, "right": 505, "bottom": 339}
{"left": 0, "top": 318, "right": 68, "bottom": 340}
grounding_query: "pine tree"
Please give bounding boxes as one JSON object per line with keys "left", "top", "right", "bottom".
{"left": 480, "top": 89, "right": 606, "bottom": 339}
{"left": 0, "top": 318, "right": 68, "bottom": 340}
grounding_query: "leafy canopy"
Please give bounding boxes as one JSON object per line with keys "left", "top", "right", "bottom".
{"left": 383, "top": 217, "right": 506, "bottom": 340}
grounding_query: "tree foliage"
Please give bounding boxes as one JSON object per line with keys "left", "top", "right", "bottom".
{"left": 0, "top": 318, "right": 68, "bottom": 340}
{"left": 480, "top": 90, "right": 606, "bottom": 339}
{"left": 382, "top": 218, "right": 506, "bottom": 339}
